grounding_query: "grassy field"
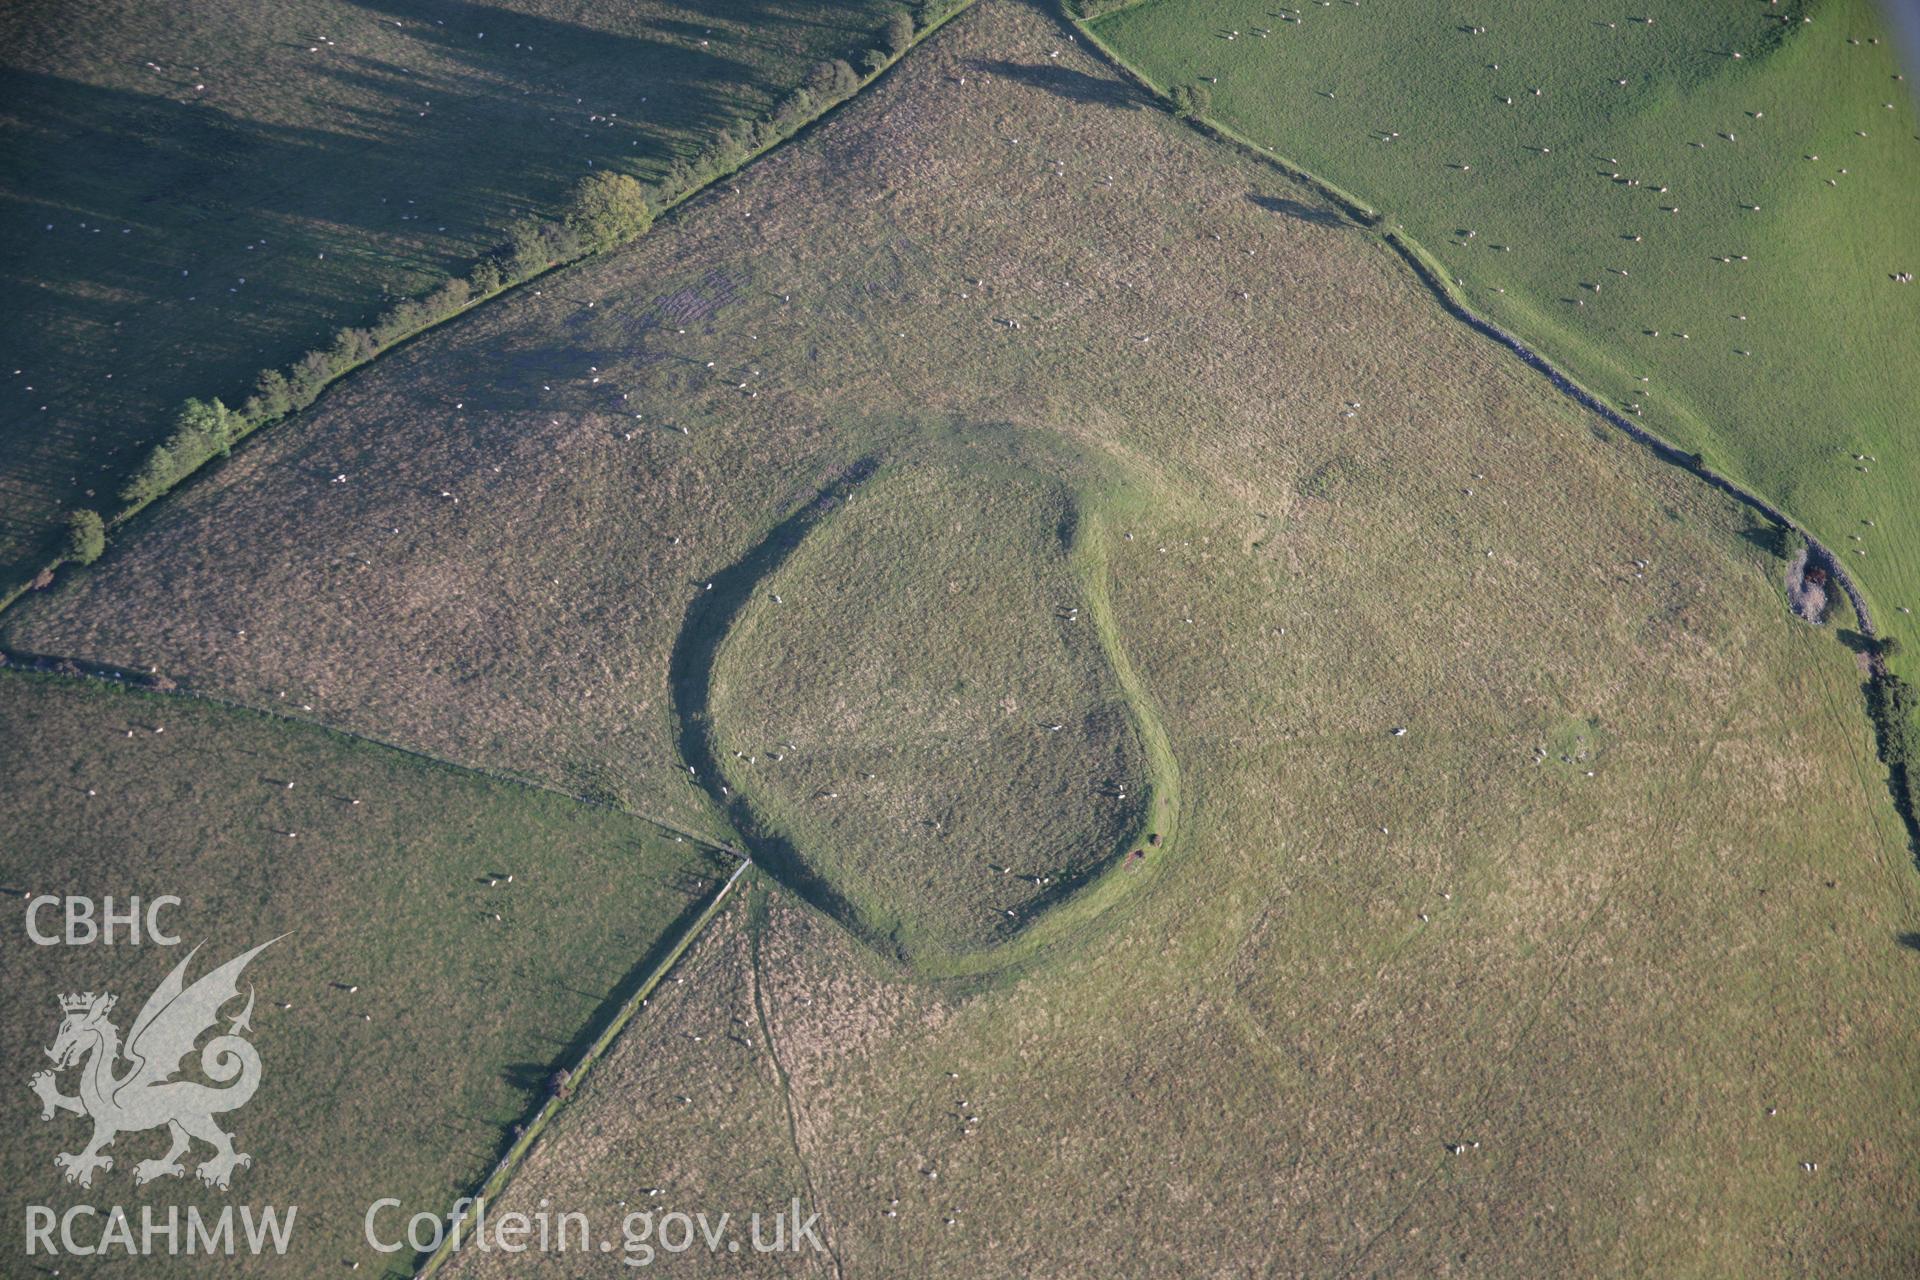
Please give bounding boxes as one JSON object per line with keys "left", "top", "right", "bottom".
{"left": 704, "top": 438, "right": 1162, "bottom": 963}
{"left": 439, "top": 889, "right": 824, "bottom": 1279}
{"left": 0, "top": 0, "right": 907, "bottom": 594}
{"left": 0, "top": 671, "right": 733, "bottom": 1277}
{"left": 4, "top": 0, "right": 1916, "bottom": 1268}
{"left": 455, "top": 764, "right": 1920, "bottom": 1280}
{"left": 1089, "top": 0, "right": 1920, "bottom": 664}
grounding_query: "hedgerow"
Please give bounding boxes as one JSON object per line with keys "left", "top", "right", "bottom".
{"left": 90, "top": 3, "right": 962, "bottom": 558}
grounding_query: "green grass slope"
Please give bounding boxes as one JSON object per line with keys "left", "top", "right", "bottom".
{"left": 1090, "top": 0, "right": 1920, "bottom": 659}
{"left": 457, "top": 756, "right": 1920, "bottom": 1280}
{"left": 707, "top": 443, "right": 1158, "bottom": 962}
{"left": 8, "top": 0, "right": 1910, "bottom": 968}
{"left": 5, "top": 0, "right": 1915, "bottom": 1269}
{"left": 0, "top": 0, "right": 905, "bottom": 591}
{"left": 0, "top": 671, "right": 733, "bottom": 1277}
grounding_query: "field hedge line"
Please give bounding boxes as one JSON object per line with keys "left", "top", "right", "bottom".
{"left": 1059, "top": 0, "right": 1920, "bottom": 851}
{"left": 1066, "top": 0, "right": 1152, "bottom": 18}
{"left": 26, "top": 1, "right": 973, "bottom": 595}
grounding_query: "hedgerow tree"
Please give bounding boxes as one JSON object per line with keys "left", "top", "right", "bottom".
{"left": 1170, "top": 82, "right": 1212, "bottom": 120}
{"left": 883, "top": 9, "right": 915, "bottom": 56}
{"left": 250, "top": 368, "right": 293, "bottom": 419}
{"left": 120, "top": 443, "right": 176, "bottom": 507}
{"left": 65, "top": 509, "right": 104, "bottom": 565}
{"left": 807, "top": 58, "right": 860, "bottom": 101}
{"left": 171, "top": 397, "right": 235, "bottom": 459}
{"left": 1869, "top": 672, "right": 1917, "bottom": 768}
{"left": 773, "top": 87, "right": 814, "bottom": 128}
{"left": 564, "top": 172, "right": 653, "bottom": 254}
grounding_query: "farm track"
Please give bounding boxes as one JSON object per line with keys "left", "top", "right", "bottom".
{"left": 414, "top": 855, "right": 754, "bottom": 1278}
{"left": 748, "top": 888, "right": 848, "bottom": 1280}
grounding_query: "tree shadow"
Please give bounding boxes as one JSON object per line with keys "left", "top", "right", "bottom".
{"left": 1246, "top": 192, "right": 1348, "bottom": 227}
{"left": 1896, "top": 931, "right": 1920, "bottom": 953}
{"left": 1836, "top": 628, "right": 1876, "bottom": 655}
{"left": 1738, "top": 521, "right": 1790, "bottom": 558}
{"left": 499, "top": 1060, "right": 552, "bottom": 1092}
{"left": 0, "top": 0, "right": 887, "bottom": 591}
{"left": 969, "top": 58, "right": 1147, "bottom": 108}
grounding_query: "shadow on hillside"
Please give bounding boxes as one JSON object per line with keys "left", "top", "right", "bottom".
{"left": 969, "top": 58, "right": 1147, "bottom": 108}
{"left": 666, "top": 457, "right": 882, "bottom": 950}
{"left": 1738, "top": 521, "right": 1791, "bottom": 558}
{"left": 0, "top": 0, "right": 865, "bottom": 591}
{"left": 555, "top": 868, "right": 728, "bottom": 1067}
{"left": 1246, "top": 192, "right": 1347, "bottom": 226}
{"left": 482, "top": 854, "right": 732, "bottom": 1133}
{"left": 1836, "top": 629, "right": 1876, "bottom": 656}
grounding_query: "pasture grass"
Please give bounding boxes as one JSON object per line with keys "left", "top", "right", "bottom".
{"left": 0, "top": 671, "right": 732, "bottom": 1277}
{"left": 1090, "top": 0, "right": 1920, "bottom": 663}
{"left": 0, "top": 0, "right": 906, "bottom": 592}
{"left": 4, "top": 0, "right": 1918, "bottom": 1268}
{"left": 706, "top": 436, "right": 1162, "bottom": 964}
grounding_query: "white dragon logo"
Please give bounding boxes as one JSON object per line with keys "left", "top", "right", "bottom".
{"left": 29, "top": 938, "right": 280, "bottom": 1191}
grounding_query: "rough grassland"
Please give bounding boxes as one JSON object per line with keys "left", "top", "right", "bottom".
{"left": 4, "top": 0, "right": 1917, "bottom": 1267}
{"left": 441, "top": 893, "right": 828, "bottom": 1279}
{"left": 0, "top": 0, "right": 899, "bottom": 589}
{"left": 708, "top": 449, "right": 1155, "bottom": 960}
{"left": 456, "top": 806, "right": 1919, "bottom": 1280}
{"left": 0, "top": 672, "right": 732, "bottom": 1278}
{"left": 1092, "top": 0, "right": 1920, "bottom": 663}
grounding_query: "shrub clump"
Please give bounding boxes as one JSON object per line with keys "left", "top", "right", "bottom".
{"left": 119, "top": 398, "right": 235, "bottom": 509}
{"left": 883, "top": 9, "right": 916, "bottom": 56}
{"left": 807, "top": 58, "right": 862, "bottom": 102}
{"left": 1170, "top": 81, "right": 1213, "bottom": 120}
{"left": 65, "top": 509, "right": 105, "bottom": 565}
{"left": 564, "top": 172, "right": 654, "bottom": 254}
{"left": 1869, "top": 672, "right": 1916, "bottom": 769}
